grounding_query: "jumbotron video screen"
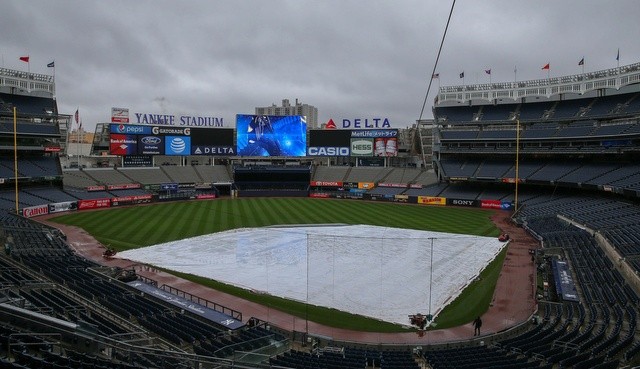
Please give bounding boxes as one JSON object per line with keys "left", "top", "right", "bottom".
{"left": 236, "top": 114, "right": 307, "bottom": 157}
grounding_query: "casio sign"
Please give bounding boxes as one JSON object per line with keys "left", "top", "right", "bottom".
{"left": 308, "top": 147, "right": 350, "bottom": 156}
{"left": 141, "top": 136, "right": 161, "bottom": 145}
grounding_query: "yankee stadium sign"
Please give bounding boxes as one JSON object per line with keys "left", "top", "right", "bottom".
{"left": 134, "top": 113, "right": 224, "bottom": 127}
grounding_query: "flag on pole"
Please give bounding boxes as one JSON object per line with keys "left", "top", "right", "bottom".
{"left": 542, "top": 63, "right": 550, "bottom": 70}
{"left": 47, "top": 61, "right": 55, "bottom": 68}
{"left": 485, "top": 69, "right": 491, "bottom": 75}
{"left": 616, "top": 48, "right": 620, "bottom": 61}
{"left": 19, "top": 56, "right": 30, "bottom": 63}
{"left": 431, "top": 73, "right": 439, "bottom": 79}
{"left": 74, "top": 109, "right": 79, "bottom": 127}
{"left": 578, "top": 58, "right": 584, "bottom": 66}
{"left": 459, "top": 72, "right": 465, "bottom": 78}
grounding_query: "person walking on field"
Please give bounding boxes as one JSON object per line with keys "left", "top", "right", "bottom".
{"left": 473, "top": 316, "right": 482, "bottom": 336}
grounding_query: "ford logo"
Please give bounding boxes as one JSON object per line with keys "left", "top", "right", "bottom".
{"left": 141, "top": 136, "right": 161, "bottom": 145}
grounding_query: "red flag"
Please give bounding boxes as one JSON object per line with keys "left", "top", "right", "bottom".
{"left": 19, "top": 56, "right": 30, "bottom": 63}
{"left": 541, "top": 63, "right": 550, "bottom": 70}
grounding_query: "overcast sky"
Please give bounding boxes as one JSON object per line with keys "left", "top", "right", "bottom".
{"left": 2, "top": 0, "right": 639, "bottom": 131}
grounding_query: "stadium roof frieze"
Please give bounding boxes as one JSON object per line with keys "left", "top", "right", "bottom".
{"left": 0, "top": 67, "right": 55, "bottom": 96}
{"left": 436, "top": 62, "right": 640, "bottom": 105}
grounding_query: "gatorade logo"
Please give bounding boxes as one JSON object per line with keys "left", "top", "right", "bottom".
{"left": 325, "top": 119, "right": 337, "bottom": 129}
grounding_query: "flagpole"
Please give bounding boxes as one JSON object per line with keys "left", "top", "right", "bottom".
{"left": 514, "top": 67, "right": 517, "bottom": 83}
{"left": 27, "top": 59, "right": 30, "bottom": 92}
{"left": 76, "top": 108, "right": 79, "bottom": 168}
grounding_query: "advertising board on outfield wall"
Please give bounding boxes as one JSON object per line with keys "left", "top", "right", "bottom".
{"left": 417, "top": 196, "right": 447, "bottom": 206}
{"left": 78, "top": 199, "right": 112, "bottom": 210}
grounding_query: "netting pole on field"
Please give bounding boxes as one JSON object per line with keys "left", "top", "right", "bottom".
{"left": 305, "top": 232, "right": 309, "bottom": 346}
{"left": 429, "top": 238, "right": 434, "bottom": 320}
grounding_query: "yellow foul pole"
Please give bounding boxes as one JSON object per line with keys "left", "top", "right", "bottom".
{"left": 13, "top": 107, "right": 19, "bottom": 214}
{"left": 514, "top": 118, "right": 521, "bottom": 213}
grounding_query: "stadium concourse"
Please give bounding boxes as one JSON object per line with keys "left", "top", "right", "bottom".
{"left": 40, "top": 207, "right": 537, "bottom": 345}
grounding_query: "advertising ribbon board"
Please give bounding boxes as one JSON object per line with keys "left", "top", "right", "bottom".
{"left": 417, "top": 196, "right": 446, "bottom": 206}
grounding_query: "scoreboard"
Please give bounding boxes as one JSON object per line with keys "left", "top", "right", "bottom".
{"left": 109, "top": 124, "right": 235, "bottom": 156}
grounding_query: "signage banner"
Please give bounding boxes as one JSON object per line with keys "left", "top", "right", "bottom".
{"left": 447, "top": 198, "right": 478, "bottom": 207}
{"left": 394, "top": 194, "right": 409, "bottom": 203}
{"left": 111, "top": 194, "right": 153, "bottom": 204}
{"left": 309, "top": 192, "right": 331, "bottom": 198}
{"left": 22, "top": 204, "right": 49, "bottom": 218}
{"left": 358, "top": 182, "right": 375, "bottom": 190}
{"left": 310, "top": 181, "right": 343, "bottom": 187}
{"left": 307, "top": 146, "right": 350, "bottom": 156}
{"left": 160, "top": 183, "right": 179, "bottom": 191}
{"left": 342, "top": 119, "right": 392, "bottom": 129}
{"left": 138, "top": 135, "right": 164, "bottom": 155}
{"left": 501, "top": 201, "right": 514, "bottom": 210}
{"left": 87, "top": 185, "right": 106, "bottom": 192}
{"left": 417, "top": 196, "right": 446, "bottom": 206}
{"left": 480, "top": 199, "right": 502, "bottom": 209}
{"left": 78, "top": 198, "right": 111, "bottom": 210}
{"left": 350, "top": 129, "right": 397, "bottom": 137}
{"left": 378, "top": 183, "right": 408, "bottom": 188}
{"left": 107, "top": 184, "right": 141, "bottom": 190}
{"left": 350, "top": 138, "right": 374, "bottom": 156}
{"left": 111, "top": 107, "right": 130, "bottom": 123}
{"left": 373, "top": 137, "right": 398, "bottom": 157}
{"left": 133, "top": 113, "right": 224, "bottom": 127}
{"left": 48, "top": 201, "right": 77, "bottom": 214}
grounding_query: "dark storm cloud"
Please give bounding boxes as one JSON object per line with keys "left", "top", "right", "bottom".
{"left": 1, "top": 1, "right": 638, "bottom": 130}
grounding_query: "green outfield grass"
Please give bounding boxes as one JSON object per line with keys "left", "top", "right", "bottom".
{"left": 51, "top": 198, "right": 504, "bottom": 332}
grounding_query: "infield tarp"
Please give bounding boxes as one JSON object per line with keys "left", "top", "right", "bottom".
{"left": 116, "top": 225, "right": 506, "bottom": 326}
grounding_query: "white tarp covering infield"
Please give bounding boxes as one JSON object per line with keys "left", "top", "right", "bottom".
{"left": 116, "top": 225, "right": 506, "bottom": 326}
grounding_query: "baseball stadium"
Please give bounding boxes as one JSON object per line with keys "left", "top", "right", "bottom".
{"left": 2, "top": 51, "right": 640, "bottom": 369}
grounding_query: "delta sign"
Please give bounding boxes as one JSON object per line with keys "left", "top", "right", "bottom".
{"left": 325, "top": 118, "right": 392, "bottom": 129}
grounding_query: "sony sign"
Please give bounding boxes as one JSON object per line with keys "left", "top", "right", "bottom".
{"left": 341, "top": 118, "right": 391, "bottom": 128}
{"left": 307, "top": 147, "right": 350, "bottom": 156}
{"left": 451, "top": 199, "right": 476, "bottom": 207}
